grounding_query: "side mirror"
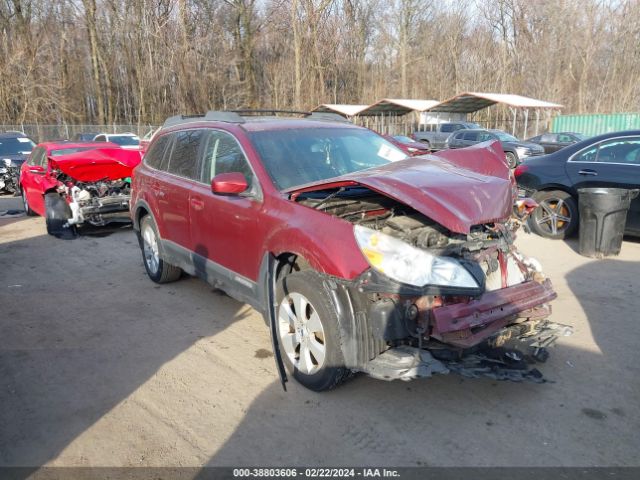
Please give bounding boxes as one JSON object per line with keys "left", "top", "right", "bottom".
{"left": 211, "top": 172, "right": 248, "bottom": 195}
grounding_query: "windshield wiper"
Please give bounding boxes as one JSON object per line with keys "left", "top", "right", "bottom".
{"left": 313, "top": 187, "right": 346, "bottom": 210}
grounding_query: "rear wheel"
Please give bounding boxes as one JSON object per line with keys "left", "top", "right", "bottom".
{"left": 21, "top": 187, "right": 36, "bottom": 216}
{"left": 505, "top": 151, "right": 518, "bottom": 169}
{"left": 276, "top": 270, "right": 351, "bottom": 391}
{"left": 140, "top": 215, "right": 182, "bottom": 283}
{"left": 528, "top": 190, "right": 578, "bottom": 239}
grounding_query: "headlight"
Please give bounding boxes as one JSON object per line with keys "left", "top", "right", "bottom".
{"left": 407, "top": 147, "right": 418, "bottom": 153}
{"left": 515, "top": 147, "right": 531, "bottom": 157}
{"left": 354, "top": 225, "right": 479, "bottom": 288}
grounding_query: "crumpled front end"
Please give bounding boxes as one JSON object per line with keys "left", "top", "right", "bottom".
{"left": 295, "top": 182, "right": 572, "bottom": 383}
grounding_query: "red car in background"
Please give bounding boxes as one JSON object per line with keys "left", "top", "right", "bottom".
{"left": 19, "top": 142, "right": 142, "bottom": 238}
{"left": 384, "top": 135, "right": 431, "bottom": 156}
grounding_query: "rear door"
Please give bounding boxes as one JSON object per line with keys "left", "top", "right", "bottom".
{"left": 189, "top": 129, "right": 263, "bottom": 297}
{"left": 566, "top": 135, "right": 640, "bottom": 233}
{"left": 152, "top": 129, "right": 205, "bottom": 250}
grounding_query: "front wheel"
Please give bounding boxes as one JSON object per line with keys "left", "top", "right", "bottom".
{"left": 139, "top": 215, "right": 182, "bottom": 283}
{"left": 505, "top": 152, "right": 518, "bottom": 169}
{"left": 276, "top": 270, "right": 351, "bottom": 391}
{"left": 528, "top": 190, "right": 578, "bottom": 239}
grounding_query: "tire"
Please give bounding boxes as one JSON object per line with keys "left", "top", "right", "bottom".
{"left": 139, "top": 215, "right": 182, "bottom": 283}
{"left": 276, "top": 270, "right": 351, "bottom": 391}
{"left": 505, "top": 151, "right": 518, "bottom": 169}
{"left": 528, "top": 190, "right": 578, "bottom": 239}
{"left": 21, "top": 187, "right": 37, "bottom": 216}
{"left": 45, "top": 192, "right": 76, "bottom": 239}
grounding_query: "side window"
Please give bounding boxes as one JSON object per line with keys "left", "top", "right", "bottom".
{"left": 541, "top": 133, "right": 556, "bottom": 143}
{"left": 95, "top": 135, "right": 106, "bottom": 142}
{"left": 478, "top": 132, "right": 494, "bottom": 142}
{"left": 167, "top": 129, "right": 204, "bottom": 179}
{"left": 463, "top": 132, "right": 479, "bottom": 141}
{"left": 144, "top": 135, "right": 170, "bottom": 170}
{"left": 557, "top": 134, "right": 572, "bottom": 142}
{"left": 200, "top": 131, "right": 253, "bottom": 185}
{"left": 528, "top": 135, "right": 542, "bottom": 142}
{"left": 440, "top": 124, "right": 454, "bottom": 133}
{"left": 573, "top": 144, "right": 598, "bottom": 163}
{"left": 596, "top": 137, "right": 640, "bottom": 165}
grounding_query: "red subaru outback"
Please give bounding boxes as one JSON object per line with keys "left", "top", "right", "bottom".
{"left": 131, "top": 111, "right": 571, "bottom": 391}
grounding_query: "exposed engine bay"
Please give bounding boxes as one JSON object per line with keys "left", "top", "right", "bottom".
{"left": 54, "top": 174, "right": 132, "bottom": 227}
{"left": 295, "top": 186, "right": 572, "bottom": 383}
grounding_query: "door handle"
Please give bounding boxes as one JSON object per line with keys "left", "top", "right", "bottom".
{"left": 578, "top": 169, "right": 598, "bottom": 176}
{"left": 190, "top": 198, "right": 204, "bottom": 211}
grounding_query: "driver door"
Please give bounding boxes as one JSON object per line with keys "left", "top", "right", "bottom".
{"left": 22, "top": 147, "right": 48, "bottom": 215}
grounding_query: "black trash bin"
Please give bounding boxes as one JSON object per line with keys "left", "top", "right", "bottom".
{"left": 578, "top": 188, "right": 639, "bottom": 258}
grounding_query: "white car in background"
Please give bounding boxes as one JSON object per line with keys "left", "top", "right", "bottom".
{"left": 93, "top": 133, "right": 141, "bottom": 150}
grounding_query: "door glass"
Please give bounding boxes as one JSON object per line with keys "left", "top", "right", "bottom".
{"left": 463, "top": 132, "right": 479, "bottom": 141}
{"left": 167, "top": 130, "right": 205, "bottom": 179}
{"left": 440, "top": 124, "right": 454, "bottom": 133}
{"left": 596, "top": 138, "right": 640, "bottom": 165}
{"left": 200, "top": 131, "right": 253, "bottom": 185}
{"left": 573, "top": 145, "right": 598, "bottom": 163}
{"left": 540, "top": 134, "right": 556, "bottom": 143}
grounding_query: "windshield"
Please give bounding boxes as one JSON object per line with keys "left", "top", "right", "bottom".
{"left": 108, "top": 135, "right": 140, "bottom": 146}
{"left": 51, "top": 147, "right": 95, "bottom": 157}
{"left": 393, "top": 135, "right": 414, "bottom": 143}
{"left": 0, "top": 137, "right": 35, "bottom": 155}
{"left": 249, "top": 128, "right": 408, "bottom": 190}
{"left": 493, "top": 131, "right": 519, "bottom": 142}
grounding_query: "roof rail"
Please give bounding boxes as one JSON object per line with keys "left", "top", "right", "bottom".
{"left": 230, "top": 109, "right": 309, "bottom": 117}
{"left": 162, "top": 111, "right": 245, "bottom": 128}
{"left": 162, "top": 109, "right": 352, "bottom": 128}
{"left": 307, "top": 112, "right": 351, "bottom": 123}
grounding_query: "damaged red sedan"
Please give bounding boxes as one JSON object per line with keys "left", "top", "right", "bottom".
{"left": 19, "top": 142, "right": 142, "bottom": 237}
{"left": 131, "top": 111, "right": 572, "bottom": 391}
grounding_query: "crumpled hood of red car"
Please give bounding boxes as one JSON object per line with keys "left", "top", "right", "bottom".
{"left": 49, "top": 148, "right": 142, "bottom": 182}
{"left": 290, "top": 141, "right": 513, "bottom": 234}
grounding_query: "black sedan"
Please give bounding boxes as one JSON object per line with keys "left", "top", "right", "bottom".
{"left": 515, "top": 130, "right": 640, "bottom": 239}
{"left": 447, "top": 129, "right": 545, "bottom": 168}
{"left": 526, "top": 132, "right": 587, "bottom": 154}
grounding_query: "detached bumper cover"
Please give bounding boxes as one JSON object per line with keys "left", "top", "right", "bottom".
{"left": 431, "top": 279, "right": 557, "bottom": 348}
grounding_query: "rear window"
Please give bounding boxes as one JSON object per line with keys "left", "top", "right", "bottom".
{"left": 249, "top": 127, "right": 407, "bottom": 191}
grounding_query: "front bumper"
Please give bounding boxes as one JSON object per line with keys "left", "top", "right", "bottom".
{"left": 430, "top": 279, "right": 557, "bottom": 348}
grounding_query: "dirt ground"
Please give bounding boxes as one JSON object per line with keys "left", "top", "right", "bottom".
{"left": 1, "top": 194, "right": 639, "bottom": 468}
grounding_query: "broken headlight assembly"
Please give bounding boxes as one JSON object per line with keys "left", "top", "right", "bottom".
{"left": 354, "top": 225, "right": 479, "bottom": 289}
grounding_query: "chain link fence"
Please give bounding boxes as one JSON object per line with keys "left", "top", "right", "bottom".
{"left": 0, "top": 124, "right": 158, "bottom": 142}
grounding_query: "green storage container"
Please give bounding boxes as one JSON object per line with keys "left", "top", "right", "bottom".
{"left": 551, "top": 113, "right": 640, "bottom": 137}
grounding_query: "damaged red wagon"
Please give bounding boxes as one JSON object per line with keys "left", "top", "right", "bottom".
{"left": 20, "top": 142, "right": 142, "bottom": 237}
{"left": 131, "top": 111, "right": 572, "bottom": 391}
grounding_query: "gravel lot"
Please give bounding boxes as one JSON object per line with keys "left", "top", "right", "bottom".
{"left": 1, "top": 194, "right": 639, "bottom": 467}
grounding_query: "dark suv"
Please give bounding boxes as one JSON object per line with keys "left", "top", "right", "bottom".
{"left": 131, "top": 111, "right": 570, "bottom": 391}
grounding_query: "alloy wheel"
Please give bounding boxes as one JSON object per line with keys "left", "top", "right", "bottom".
{"left": 278, "top": 292, "right": 327, "bottom": 375}
{"left": 142, "top": 223, "right": 160, "bottom": 275}
{"left": 535, "top": 197, "right": 572, "bottom": 236}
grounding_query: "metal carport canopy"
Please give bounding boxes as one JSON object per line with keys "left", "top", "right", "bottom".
{"left": 357, "top": 98, "right": 440, "bottom": 116}
{"left": 426, "top": 92, "right": 563, "bottom": 113}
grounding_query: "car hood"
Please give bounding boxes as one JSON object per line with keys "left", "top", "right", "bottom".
{"left": 289, "top": 141, "right": 513, "bottom": 234}
{"left": 49, "top": 148, "right": 142, "bottom": 182}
